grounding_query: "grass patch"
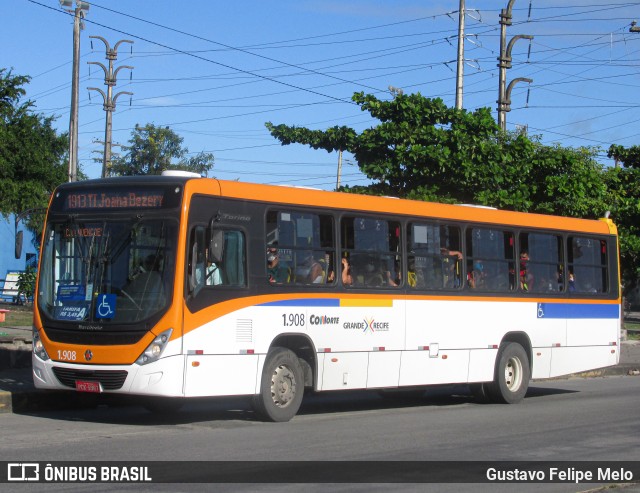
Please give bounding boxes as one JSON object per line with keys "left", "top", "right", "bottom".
{"left": 0, "top": 304, "right": 33, "bottom": 328}
{"left": 626, "top": 322, "right": 640, "bottom": 341}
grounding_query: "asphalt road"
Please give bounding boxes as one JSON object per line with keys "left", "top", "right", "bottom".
{"left": 0, "top": 375, "right": 639, "bottom": 493}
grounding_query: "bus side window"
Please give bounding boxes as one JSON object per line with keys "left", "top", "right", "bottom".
{"left": 466, "top": 227, "right": 514, "bottom": 292}
{"left": 189, "top": 227, "right": 247, "bottom": 292}
{"left": 408, "top": 222, "right": 462, "bottom": 290}
{"left": 568, "top": 236, "right": 608, "bottom": 294}
{"left": 341, "top": 217, "right": 401, "bottom": 288}
{"left": 519, "top": 232, "right": 564, "bottom": 293}
{"left": 266, "top": 210, "right": 334, "bottom": 286}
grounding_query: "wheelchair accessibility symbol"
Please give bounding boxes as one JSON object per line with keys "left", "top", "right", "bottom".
{"left": 537, "top": 303, "right": 545, "bottom": 319}
{"left": 96, "top": 294, "right": 116, "bottom": 319}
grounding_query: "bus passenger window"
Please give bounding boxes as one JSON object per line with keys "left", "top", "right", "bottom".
{"left": 408, "top": 222, "right": 461, "bottom": 290}
{"left": 341, "top": 217, "right": 401, "bottom": 288}
{"left": 518, "top": 233, "right": 563, "bottom": 293}
{"left": 266, "top": 211, "right": 335, "bottom": 286}
{"left": 568, "top": 237, "right": 608, "bottom": 294}
{"left": 465, "top": 227, "right": 514, "bottom": 292}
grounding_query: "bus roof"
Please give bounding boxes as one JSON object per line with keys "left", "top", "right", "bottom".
{"left": 183, "top": 178, "right": 616, "bottom": 236}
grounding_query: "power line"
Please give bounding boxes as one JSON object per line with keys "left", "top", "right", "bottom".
{"left": 28, "top": 0, "right": 358, "bottom": 106}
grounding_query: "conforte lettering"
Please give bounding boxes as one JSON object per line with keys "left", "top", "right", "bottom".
{"left": 309, "top": 315, "right": 339, "bottom": 325}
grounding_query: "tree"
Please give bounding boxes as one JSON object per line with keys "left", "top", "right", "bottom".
{"left": 605, "top": 145, "right": 640, "bottom": 293}
{"left": 475, "top": 137, "right": 607, "bottom": 218}
{"left": 16, "top": 266, "right": 36, "bottom": 304}
{"left": 268, "top": 93, "right": 500, "bottom": 202}
{"left": 267, "top": 92, "right": 606, "bottom": 218}
{"left": 0, "top": 68, "right": 68, "bottom": 227}
{"left": 110, "top": 123, "right": 214, "bottom": 176}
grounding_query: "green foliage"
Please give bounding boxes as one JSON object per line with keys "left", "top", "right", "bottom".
{"left": 0, "top": 68, "right": 68, "bottom": 239}
{"left": 475, "top": 138, "right": 606, "bottom": 218}
{"left": 608, "top": 144, "right": 640, "bottom": 169}
{"left": 265, "top": 123, "right": 356, "bottom": 153}
{"left": 16, "top": 266, "right": 36, "bottom": 304}
{"left": 603, "top": 146, "right": 640, "bottom": 291}
{"left": 266, "top": 91, "right": 605, "bottom": 219}
{"left": 110, "top": 123, "right": 214, "bottom": 176}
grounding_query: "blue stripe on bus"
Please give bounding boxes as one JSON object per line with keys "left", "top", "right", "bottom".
{"left": 260, "top": 299, "right": 619, "bottom": 318}
{"left": 537, "top": 302, "right": 619, "bottom": 319}
{"left": 259, "top": 299, "right": 341, "bottom": 307}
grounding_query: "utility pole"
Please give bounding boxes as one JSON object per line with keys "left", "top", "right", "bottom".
{"left": 497, "top": 0, "right": 533, "bottom": 131}
{"left": 88, "top": 36, "right": 133, "bottom": 178}
{"left": 455, "top": 0, "right": 465, "bottom": 109}
{"left": 59, "top": 0, "right": 89, "bottom": 182}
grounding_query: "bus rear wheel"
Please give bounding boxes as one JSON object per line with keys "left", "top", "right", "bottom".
{"left": 487, "top": 342, "right": 530, "bottom": 404}
{"left": 253, "top": 347, "right": 304, "bottom": 422}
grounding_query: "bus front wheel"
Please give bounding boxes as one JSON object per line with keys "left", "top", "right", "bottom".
{"left": 253, "top": 347, "right": 304, "bottom": 422}
{"left": 487, "top": 342, "right": 530, "bottom": 404}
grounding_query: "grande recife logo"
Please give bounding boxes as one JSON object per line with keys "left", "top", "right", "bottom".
{"left": 343, "top": 317, "right": 390, "bottom": 333}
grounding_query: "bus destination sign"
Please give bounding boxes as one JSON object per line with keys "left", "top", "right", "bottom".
{"left": 63, "top": 190, "right": 166, "bottom": 211}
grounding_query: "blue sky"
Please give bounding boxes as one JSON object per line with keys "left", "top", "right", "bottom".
{"left": 4, "top": 0, "right": 640, "bottom": 189}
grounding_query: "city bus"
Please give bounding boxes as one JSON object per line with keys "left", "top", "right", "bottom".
{"left": 30, "top": 172, "right": 621, "bottom": 421}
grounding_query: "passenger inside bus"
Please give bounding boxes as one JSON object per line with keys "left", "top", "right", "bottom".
{"left": 267, "top": 247, "right": 290, "bottom": 284}
{"left": 340, "top": 256, "right": 353, "bottom": 286}
{"left": 441, "top": 248, "right": 462, "bottom": 289}
{"left": 468, "top": 260, "right": 485, "bottom": 289}
{"left": 519, "top": 251, "right": 534, "bottom": 291}
{"left": 296, "top": 254, "right": 325, "bottom": 284}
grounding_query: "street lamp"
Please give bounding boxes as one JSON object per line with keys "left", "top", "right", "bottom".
{"left": 87, "top": 36, "right": 134, "bottom": 178}
{"left": 59, "top": 0, "right": 90, "bottom": 182}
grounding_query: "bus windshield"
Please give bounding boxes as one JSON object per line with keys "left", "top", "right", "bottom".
{"left": 38, "top": 218, "right": 177, "bottom": 325}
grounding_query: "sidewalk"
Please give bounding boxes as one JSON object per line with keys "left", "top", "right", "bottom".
{"left": 1, "top": 325, "right": 639, "bottom": 413}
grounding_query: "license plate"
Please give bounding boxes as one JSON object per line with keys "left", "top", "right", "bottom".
{"left": 75, "top": 380, "right": 102, "bottom": 393}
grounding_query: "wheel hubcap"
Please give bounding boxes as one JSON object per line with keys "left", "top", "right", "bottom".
{"left": 504, "top": 356, "right": 523, "bottom": 392}
{"left": 270, "top": 364, "right": 296, "bottom": 408}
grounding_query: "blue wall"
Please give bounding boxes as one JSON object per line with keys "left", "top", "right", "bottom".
{"left": 1, "top": 214, "right": 38, "bottom": 279}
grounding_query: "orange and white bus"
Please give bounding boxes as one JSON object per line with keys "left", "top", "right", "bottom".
{"left": 31, "top": 172, "right": 621, "bottom": 421}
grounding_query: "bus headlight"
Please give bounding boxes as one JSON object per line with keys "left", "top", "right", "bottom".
{"left": 136, "top": 329, "right": 173, "bottom": 366}
{"left": 33, "top": 328, "right": 50, "bottom": 361}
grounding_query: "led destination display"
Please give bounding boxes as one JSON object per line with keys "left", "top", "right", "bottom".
{"left": 52, "top": 186, "right": 183, "bottom": 212}
{"left": 64, "top": 191, "right": 165, "bottom": 210}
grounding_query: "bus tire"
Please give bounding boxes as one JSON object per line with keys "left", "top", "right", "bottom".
{"left": 487, "top": 342, "right": 530, "bottom": 404}
{"left": 253, "top": 347, "right": 304, "bottom": 422}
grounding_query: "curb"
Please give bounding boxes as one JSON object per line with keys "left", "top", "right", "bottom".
{"left": 0, "top": 386, "right": 106, "bottom": 414}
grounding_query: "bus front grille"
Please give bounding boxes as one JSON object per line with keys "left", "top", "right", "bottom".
{"left": 52, "top": 367, "right": 128, "bottom": 390}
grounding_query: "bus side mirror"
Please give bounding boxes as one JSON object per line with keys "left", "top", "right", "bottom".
{"left": 209, "top": 229, "right": 224, "bottom": 264}
{"left": 15, "top": 231, "right": 23, "bottom": 259}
